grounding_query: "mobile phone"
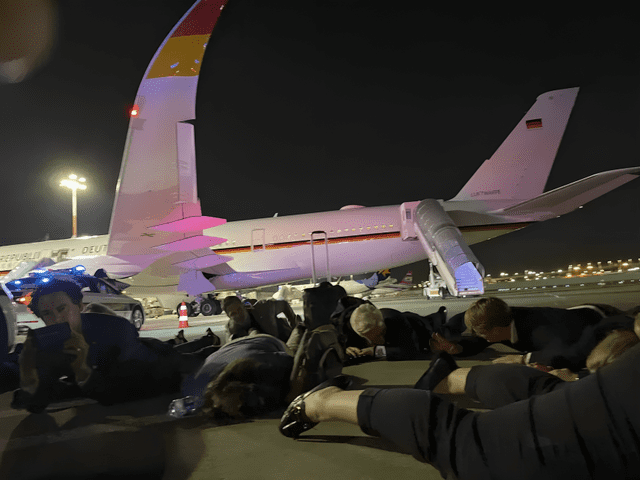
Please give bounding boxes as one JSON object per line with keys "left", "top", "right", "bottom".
{"left": 28, "top": 322, "right": 72, "bottom": 351}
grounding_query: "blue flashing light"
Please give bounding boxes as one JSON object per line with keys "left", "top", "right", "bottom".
{"left": 7, "top": 263, "right": 98, "bottom": 292}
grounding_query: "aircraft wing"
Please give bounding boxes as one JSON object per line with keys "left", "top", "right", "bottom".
{"left": 104, "top": 0, "right": 232, "bottom": 293}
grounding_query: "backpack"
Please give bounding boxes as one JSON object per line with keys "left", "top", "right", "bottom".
{"left": 287, "top": 324, "right": 346, "bottom": 402}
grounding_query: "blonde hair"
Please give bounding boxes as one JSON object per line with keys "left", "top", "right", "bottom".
{"left": 350, "top": 304, "right": 385, "bottom": 337}
{"left": 464, "top": 297, "right": 512, "bottom": 336}
{"left": 586, "top": 329, "right": 640, "bottom": 372}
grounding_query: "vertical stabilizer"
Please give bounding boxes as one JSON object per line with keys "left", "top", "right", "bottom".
{"left": 451, "top": 87, "right": 579, "bottom": 202}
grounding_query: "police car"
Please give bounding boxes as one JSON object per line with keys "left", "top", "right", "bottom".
{"left": 6, "top": 265, "right": 145, "bottom": 332}
{"left": 0, "top": 282, "right": 18, "bottom": 351}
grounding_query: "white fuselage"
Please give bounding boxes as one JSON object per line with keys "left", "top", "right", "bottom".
{"left": 0, "top": 236, "right": 109, "bottom": 276}
{"left": 0, "top": 201, "right": 528, "bottom": 295}
{"left": 207, "top": 204, "right": 423, "bottom": 289}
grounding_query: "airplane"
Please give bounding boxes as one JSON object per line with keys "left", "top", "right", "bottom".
{"left": 1, "top": 0, "right": 639, "bottom": 312}
{"left": 272, "top": 269, "right": 409, "bottom": 301}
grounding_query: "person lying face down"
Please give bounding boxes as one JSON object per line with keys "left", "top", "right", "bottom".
{"left": 180, "top": 334, "right": 295, "bottom": 419}
{"left": 436, "top": 296, "right": 626, "bottom": 371}
{"left": 279, "top": 325, "right": 640, "bottom": 479}
{"left": 222, "top": 296, "right": 296, "bottom": 342}
{"left": 344, "top": 303, "right": 447, "bottom": 361}
{"left": 348, "top": 304, "right": 387, "bottom": 358}
{"left": 185, "top": 283, "right": 349, "bottom": 419}
{"left": 423, "top": 326, "right": 640, "bottom": 408}
{"left": 585, "top": 327, "right": 640, "bottom": 373}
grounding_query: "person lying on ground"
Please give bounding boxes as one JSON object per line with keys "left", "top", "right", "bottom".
{"left": 417, "top": 327, "right": 640, "bottom": 409}
{"left": 279, "top": 337, "right": 640, "bottom": 480}
{"left": 429, "top": 296, "right": 633, "bottom": 371}
{"left": 12, "top": 279, "right": 212, "bottom": 412}
{"left": 179, "top": 283, "right": 349, "bottom": 419}
{"left": 334, "top": 301, "right": 447, "bottom": 362}
{"left": 222, "top": 296, "right": 297, "bottom": 342}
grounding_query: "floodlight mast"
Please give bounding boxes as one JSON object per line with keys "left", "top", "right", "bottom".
{"left": 60, "top": 174, "right": 87, "bottom": 238}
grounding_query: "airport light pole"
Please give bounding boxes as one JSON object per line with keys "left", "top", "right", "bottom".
{"left": 60, "top": 174, "right": 87, "bottom": 238}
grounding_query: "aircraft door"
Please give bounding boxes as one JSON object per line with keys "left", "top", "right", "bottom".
{"left": 251, "top": 229, "right": 265, "bottom": 252}
{"left": 310, "top": 231, "right": 330, "bottom": 284}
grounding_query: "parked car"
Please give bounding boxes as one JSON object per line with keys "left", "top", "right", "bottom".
{"left": 6, "top": 267, "right": 145, "bottom": 331}
{"left": 0, "top": 282, "right": 17, "bottom": 350}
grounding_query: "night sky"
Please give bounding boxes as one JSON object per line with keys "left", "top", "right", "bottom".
{"left": 0, "top": 1, "right": 638, "bottom": 280}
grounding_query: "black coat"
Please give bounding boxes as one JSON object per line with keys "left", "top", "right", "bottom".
{"left": 359, "top": 342, "right": 640, "bottom": 479}
{"left": 441, "top": 307, "right": 631, "bottom": 370}
{"left": 333, "top": 297, "right": 446, "bottom": 361}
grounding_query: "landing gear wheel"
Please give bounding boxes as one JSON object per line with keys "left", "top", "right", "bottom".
{"left": 131, "top": 306, "right": 144, "bottom": 330}
{"left": 200, "top": 300, "right": 215, "bottom": 316}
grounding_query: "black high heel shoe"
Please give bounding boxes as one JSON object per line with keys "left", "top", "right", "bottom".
{"left": 279, "top": 374, "right": 352, "bottom": 438}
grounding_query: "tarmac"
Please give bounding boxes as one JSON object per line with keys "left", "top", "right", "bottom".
{"left": 0, "top": 282, "right": 638, "bottom": 479}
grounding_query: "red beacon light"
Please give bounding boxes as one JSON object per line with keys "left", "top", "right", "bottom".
{"left": 130, "top": 104, "right": 140, "bottom": 117}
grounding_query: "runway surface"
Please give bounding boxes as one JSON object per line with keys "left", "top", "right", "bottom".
{"left": 1, "top": 282, "right": 638, "bottom": 479}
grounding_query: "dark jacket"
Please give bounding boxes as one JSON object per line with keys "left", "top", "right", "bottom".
{"left": 181, "top": 335, "right": 293, "bottom": 404}
{"left": 333, "top": 297, "right": 446, "bottom": 361}
{"left": 80, "top": 312, "right": 187, "bottom": 403}
{"left": 442, "top": 307, "right": 630, "bottom": 370}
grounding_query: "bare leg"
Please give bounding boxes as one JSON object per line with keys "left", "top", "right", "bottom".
{"left": 433, "top": 367, "right": 471, "bottom": 395}
{"left": 303, "top": 386, "right": 362, "bottom": 424}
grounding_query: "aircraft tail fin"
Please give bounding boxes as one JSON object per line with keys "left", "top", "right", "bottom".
{"left": 451, "top": 87, "right": 579, "bottom": 202}
{"left": 398, "top": 270, "right": 413, "bottom": 285}
{"left": 375, "top": 269, "right": 392, "bottom": 283}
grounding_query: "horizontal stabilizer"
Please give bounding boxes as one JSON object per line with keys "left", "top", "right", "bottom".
{"left": 154, "top": 235, "right": 226, "bottom": 252}
{"left": 499, "top": 166, "right": 640, "bottom": 220}
{"left": 151, "top": 216, "right": 226, "bottom": 233}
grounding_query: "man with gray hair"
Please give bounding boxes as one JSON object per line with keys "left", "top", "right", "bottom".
{"left": 339, "top": 299, "right": 447, "bottom": 362}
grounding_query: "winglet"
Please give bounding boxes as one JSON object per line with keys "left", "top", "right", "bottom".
{"left": 107, "top": 0, "right": 230, "bottom": 259}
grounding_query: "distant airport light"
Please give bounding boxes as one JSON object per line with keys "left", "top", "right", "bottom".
{"left": 60, "top": 174, "right": 87, "bottom": 239}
